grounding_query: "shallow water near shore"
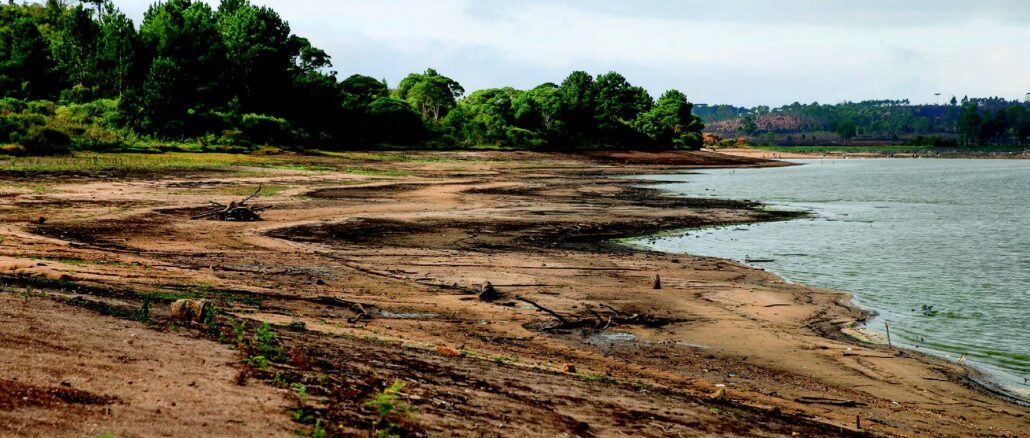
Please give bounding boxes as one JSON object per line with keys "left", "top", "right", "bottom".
{"left": 629, "top": 158, "right": 1030, "bottom": 396}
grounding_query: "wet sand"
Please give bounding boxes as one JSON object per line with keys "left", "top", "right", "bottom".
{"left": 1, "top": 150, "right": 1026, "bottom": 436}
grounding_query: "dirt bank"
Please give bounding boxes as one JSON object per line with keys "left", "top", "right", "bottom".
{"left": 0, "top": 150, "right": 1026, "bottom": 437}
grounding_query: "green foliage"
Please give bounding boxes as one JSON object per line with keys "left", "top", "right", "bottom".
{"left": 365, "top": 380, "right": 411, "bottom": 437}
{"left": 367, "top": 97, "right": 425, "bottom": 145}
{"left": 634, "top": 90, "right": 704, "bottom": 150}
{"left": 835, "top": 119, "right": 857, "bottom": 140}
{"left": 242, "top": 354, "right": 268, "bottom": 369}
{"left": 310, "top": 420, "right": 326, "bottom": 438}
{"left": 240, "top": 113, "right": 294, "bottom": 145}
{"left": 255, "top": 321, "right": 285, "bottom": 360}
{"left": 957, "top": 102, "right": 983, "bottom": 146}
{"left": 395, "top": 68, "right": 464, "bottom": 123}
{"left": 21, "top": 126, "right": 72, "bottom": 155}
{"left": 135, "top": 296, "right": 151, "bottom": 323}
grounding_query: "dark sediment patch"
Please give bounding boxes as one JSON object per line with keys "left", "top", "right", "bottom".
{"left": 307, "top": 183, "right": 438, "bottom": 199}
{"left": 0, "top": 380, "right": 118, "bottom": 410}
{"left": 29, "top": 214, "right": 172, "bottom": 249}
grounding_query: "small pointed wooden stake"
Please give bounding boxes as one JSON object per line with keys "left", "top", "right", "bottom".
{"left": 653, "top": 274, "right": 662, "bottom": 290}
{"left": 885, "top": 322, "right": 892, "bottom": 349}
{"left": 856, "top": 415, "right": 861, "bottom": 430}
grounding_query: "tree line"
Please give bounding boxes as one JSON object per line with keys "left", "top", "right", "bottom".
{"left": 0, "top": 0, "right": 704, "bottom": 155}
{"left": 697, "top": 98, "right": 1030, "bottom": 146}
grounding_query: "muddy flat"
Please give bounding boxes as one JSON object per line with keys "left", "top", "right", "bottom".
{"left": 1, "top": 150, "right": 1026, "bottom": 437}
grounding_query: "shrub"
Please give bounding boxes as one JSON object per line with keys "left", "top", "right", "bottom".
{"left": 240, "top": 113, "right": 294, "bottom": 145}
{"left": 0, "top": 115, "right": 21, "bottom": 141}
{"left": 26, "top": 100, "right": 56, "bottom": 116}
{"left": 0, "top": 98, "right": 26, "bottom": 115}
{"left": 64, "top": 99, "right": 121, "bottom": 128}
{"left": 20, "top": 126, "right": 72, "bottom": 155}
{"left": 59, "top": 84, "right": 97, "bottom": 104}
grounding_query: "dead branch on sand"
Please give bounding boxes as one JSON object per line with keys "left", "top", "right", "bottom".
{"left": 516, "top": 295, "right": 568, "bottom": 325}
{"left": 191, "top": 186, "right": 267, "bottom": 221}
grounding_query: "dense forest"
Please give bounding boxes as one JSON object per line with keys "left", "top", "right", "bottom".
{"left": 697, "top": 98, "right": 1030, "bottom": 147}
{"left": 0, "top": 0, "right": 704, "bottom": 155}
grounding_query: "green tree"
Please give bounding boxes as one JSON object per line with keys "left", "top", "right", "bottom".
{"left": 634, "top": 89, "right": 704, "bottom": 150}
{"left": 593, "top": 72, "right": 651, "bottom": 126}
{"left": 592, "top": 71, "right": 653, "bottom": 147}
{"left": 556, "top": 70, "right": 595, "bottom": 144}
{"left": 1007, "top": 105, "right": 1029, "bottom": 145}
{"left": 338, "top": 74, "right": 388, "bottom": 146}
{"left": 131, "top": 0, "right": 227, "bottom": 133}
{"left": 453, "top": 87, "right": 520, "bottom": 146}
{"left": 835, "top": 119, "right": 857, "bottom": 140}
{"left": 513, "top": 82, "right": 561, "bottom": 131}
{"left": 50, "top": 4, "right": 101, "bottom": 92}
{"left": 395, "top": 68, "right": 464, "bottom": 123}
{"left": 957, "top": 102, "right": 982, "bottom": 146}
{"left": 367, "top": 97, "right": 424, "bottom": 145}
{"left": 216, "top": 0, "right": 294, "bottom": 114}
{"left": 740, "top": 113, "right": 758, "bottom": 135}
{"left": 340, "top": 74, "right": 388, "bottom": 109}
{"left": 95, "top": 1, "right": 138, "bottom": 98}
{"left": 0, "top": 14, "right": 59, "bottom": 99}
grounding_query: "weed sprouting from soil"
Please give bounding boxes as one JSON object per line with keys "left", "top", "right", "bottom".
{"left": 365, "top": 380, "right": 412, "bottom": 437}
{"left": 134, "top": 296, "right": 151, "bottom": 323}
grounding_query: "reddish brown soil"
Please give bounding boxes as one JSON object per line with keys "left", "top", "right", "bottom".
{"left": 0, "top": 150, "right": 1026, "bottom": 437}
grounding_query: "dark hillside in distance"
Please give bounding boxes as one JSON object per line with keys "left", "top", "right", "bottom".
{"left": 695, "top": 98, "right": 1030, "bottom": 147}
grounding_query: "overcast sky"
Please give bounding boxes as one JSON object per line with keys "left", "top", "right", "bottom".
{"left": 115, "top": 0, "right": 1030, "bottom": 107}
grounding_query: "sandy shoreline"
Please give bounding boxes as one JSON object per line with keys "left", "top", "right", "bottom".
{"left": 1, "top": 150, "right": 1027, "bottom": 436}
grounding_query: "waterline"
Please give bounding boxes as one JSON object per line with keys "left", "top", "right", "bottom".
{"left": 628, "top": 159, "right": 1030, "bottom": 396}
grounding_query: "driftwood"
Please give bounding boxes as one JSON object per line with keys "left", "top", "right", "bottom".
{"left": 795, "top": 396, "right": 860, "bottom": 407}
{"left": 312, "top": 296, "right": 374, "bottom": 323}
{"left": 516, "top": 295, "right": 568, "bottom": 325}
{"left": 191, "top": 186, "right": 267, "bottom": 221}
{"left": 515, "top": 296, "right": 681, "bottom": 331}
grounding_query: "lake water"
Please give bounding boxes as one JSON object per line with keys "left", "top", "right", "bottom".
{"left": 628, "top": 159, "right": 1029, "bottom": 396}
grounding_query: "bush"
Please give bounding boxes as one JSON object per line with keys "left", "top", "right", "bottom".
{"left": 26, "top": 100, "right": 56, "bottom": 116}
{"left": 1, "top": 113, "right": 46, "bottom": 144}
{"left": 505, "top": 126, "right": 545, "bottom": 149}
{"left": 20, "top": 126, "right": 72, "bottom": 155}
{"left": 0, "top": 115, "right": 21, "bottom": 141}
{"left": 0, "top": 97, "right": 26, "bottom": 115}
{"left": 240, "top": 113, "right": 294, "bottom": 145}
{"left": 64, "top": 99, "right": 121, "bottom": 128}
{"left": 59, "top": 84, "right": 97, "bottom": 104}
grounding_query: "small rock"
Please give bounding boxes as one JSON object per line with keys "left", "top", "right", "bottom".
{"left": 563, "top": 363, "right": 577, "bottom": 374}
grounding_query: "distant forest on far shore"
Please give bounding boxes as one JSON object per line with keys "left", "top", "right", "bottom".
{"left": 696, "top": 98, "right": 1030, "bottom": 148}
{"left": 1, "top": 0, "right": 1026, "bottom": 156}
